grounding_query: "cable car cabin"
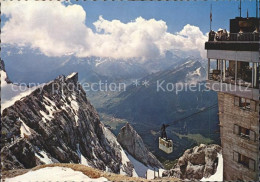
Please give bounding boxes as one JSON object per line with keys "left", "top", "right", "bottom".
{"left": 159, "top": 137, "right": 173, "bottom": 154}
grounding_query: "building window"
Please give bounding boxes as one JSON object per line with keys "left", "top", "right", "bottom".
{"left": 233, "top": 124, "right": 256, "bottom": 141}
{"left": 239, "top": 154, "right": 250, "bottom": 168}
{"left": 234, "top": 97, "right": 256, "bottom": 111}
{"left": 233, "top": 151, "right": 255, "bottom": 171}
{"left": 240, "top": 127, "right": 250, "bottom": 139}
{"left": 250, "top": 100, "right": 256, "bottom": 111}
{"left": 234, "top": 96, "right": 240, "bottom": 106}
{"left": 239, "top": 98, "right": 250, "bottom": 109}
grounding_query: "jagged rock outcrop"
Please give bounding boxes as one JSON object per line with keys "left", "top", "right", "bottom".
{"left": 117, "top": 123, "right": 163, "bottom": 169}
{"left": 162, "top": 144, "right": 221, "bottom": 180}
{"left": 1, "top": 72, "right": 134, "bottom": 176}
{"left": 0, "top": 59, "right": 5, "bottom": 70}
{"left": 0, "top": 59, "right": 11, "bottom": 83}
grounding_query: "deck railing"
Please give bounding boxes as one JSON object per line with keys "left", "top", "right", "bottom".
{"left": 208, "top": 69, "right": 257, "bottom": 89}
{"left": 208, "top": 32, "right": 259, "bottom": 42}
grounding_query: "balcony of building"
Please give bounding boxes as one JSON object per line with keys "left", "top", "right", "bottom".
{"left": 208, "top": 59, "right": 258, "bottom": 88}
{"left": 208, "top": 30, "right": 259, "bottom": 42}
{"left": 207, "top": 59, "right": 259, "bottom": 100}
{"left": 206, "top": 16, "right": 259, "bottom": 52}
{"left": 205, "top": 31, "right": 259, "bottom": 52}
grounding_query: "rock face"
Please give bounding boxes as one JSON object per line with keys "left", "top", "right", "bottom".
{"left": 0, "top": 59, "right": 11, "bottom": 83}
{"left": 0, "top": 59, "right": 5, "bottom": 70}
{"left": 117, "top": 123, "right": 163, "bottom": 169}
{"left": 162, "top": 144, "right": 221, "bottom": 180}
{"left": 1, "top": 72, "right": 134, "bottom": 176}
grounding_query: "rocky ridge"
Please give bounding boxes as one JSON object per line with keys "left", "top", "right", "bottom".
{"left": 1, "top": 71, "right": 136, "bottom": 176}
{"left": 1, "top": 59, "right": 11, "bottom": 83}
{"left": 117, "top": 123, "right": 163, "bottom": 169}
{"left": 162, "top": 144, "right": 222, "bottom": 180}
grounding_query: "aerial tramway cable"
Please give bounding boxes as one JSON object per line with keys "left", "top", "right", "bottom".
{"left": 165, "top": 103, "right": 218, "bottom": 127}
{"left": 144, "top": 103, "right": 219, "bottom": 135}
{"left": 158, "top": 103, "right": 218, "bottom": 153}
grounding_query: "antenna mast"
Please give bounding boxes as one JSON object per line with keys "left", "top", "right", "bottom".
{"left": 256, "top": 0, "right": 258, "bottom": 18}
{"left": 239, "top": 0, "right": 242, "bottom": 17}
{"left": 210, "top": 4, "right": 212, "bottom": 31}
{"left": 258, "top": 0, "right": 260, "bottom": 18}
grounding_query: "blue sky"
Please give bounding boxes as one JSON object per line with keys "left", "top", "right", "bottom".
{"left": 72, "top": 0, "right": 256, "bottom": 34}
{"left": 1, "top": 0, "right": 257, "bottom": 60}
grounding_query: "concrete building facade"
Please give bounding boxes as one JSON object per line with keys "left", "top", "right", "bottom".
{"left": 205, "top": 17, "right": 259, "bottom": 181}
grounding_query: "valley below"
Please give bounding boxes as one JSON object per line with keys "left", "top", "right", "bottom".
{"left": 85, "top": 59, "right": 220, "bottom": 163}
{"left": 1, "top": 52, "right": 221, "bottom": 180}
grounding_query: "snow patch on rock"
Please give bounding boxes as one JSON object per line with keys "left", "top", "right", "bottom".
{"left": 5, "top": 167, "right": 108, "bottom": 182}
{"left": 103, "top": 127, "right": 138, "bottom": 177}
{"left": 200, "top": 153, "right": 223, "bottom": 181}
{"left": 35, "top": 151, "right": 53, "bottom": 164}
{"left": 1, "top": 70, "right": 43, "bottom": 113}
{"left": 125, "top": 151, "right": 152, "bottom": 178}
{"left": 76, "top": 143, "right": 91, "bottom": 167}
{"left": 163, "top": 144, "right": 222, "bottom": 181}
{"left": 20, "top": 118, "right": 31, "bottom": 138}
{"left": 43, "top": 96, "right": 56, "bottom": 106}
{"left": 192, "top": 67, "right": 202, "bottom": 76}
{"left": 40, "top": 110, "right": 53, "bottom": 121}
{"left": 69, "top": 97, "right": 80, "bottom": 126}
{"left": 117, "top": 123, "right": 163, "bottom": 169}
{"left": 66, "top": 72, "right": 77, "bottom": 79}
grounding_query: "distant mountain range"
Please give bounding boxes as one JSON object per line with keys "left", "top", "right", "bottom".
{"left": 2, "top": 45, "right": 220, "bottom": 162}
{"left": 2, "top": 45, "right": 203, "bottom": 84}
{"left": 95, "top": 60, "right": 220, "bottom": 161}
{"left": 1, "top": 62, "right": 162, "bottom": 178}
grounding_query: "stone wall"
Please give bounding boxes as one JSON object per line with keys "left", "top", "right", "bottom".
{"left": 218, "top": 92, "right": 259, "bottom": 181}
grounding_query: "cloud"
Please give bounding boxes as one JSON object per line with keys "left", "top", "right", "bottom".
{"left": 2, "top": 1, "right": 207, "bottom": 60}
{"left": 2, "top": 1, "right": 90, "bottom": 57}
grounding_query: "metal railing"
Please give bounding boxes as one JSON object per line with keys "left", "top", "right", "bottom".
{"left": 208, "top": 70, "right": 257, "bottom": 89}
{"left": 208, "top": 32, "right": 259, "bottom": 42}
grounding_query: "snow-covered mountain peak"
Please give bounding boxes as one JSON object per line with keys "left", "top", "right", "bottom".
{"left": 1, "top": 67, "right": 163, "bottom": 178}
{"left": 1, "top": 60, "right": 41, "bottom": 113}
